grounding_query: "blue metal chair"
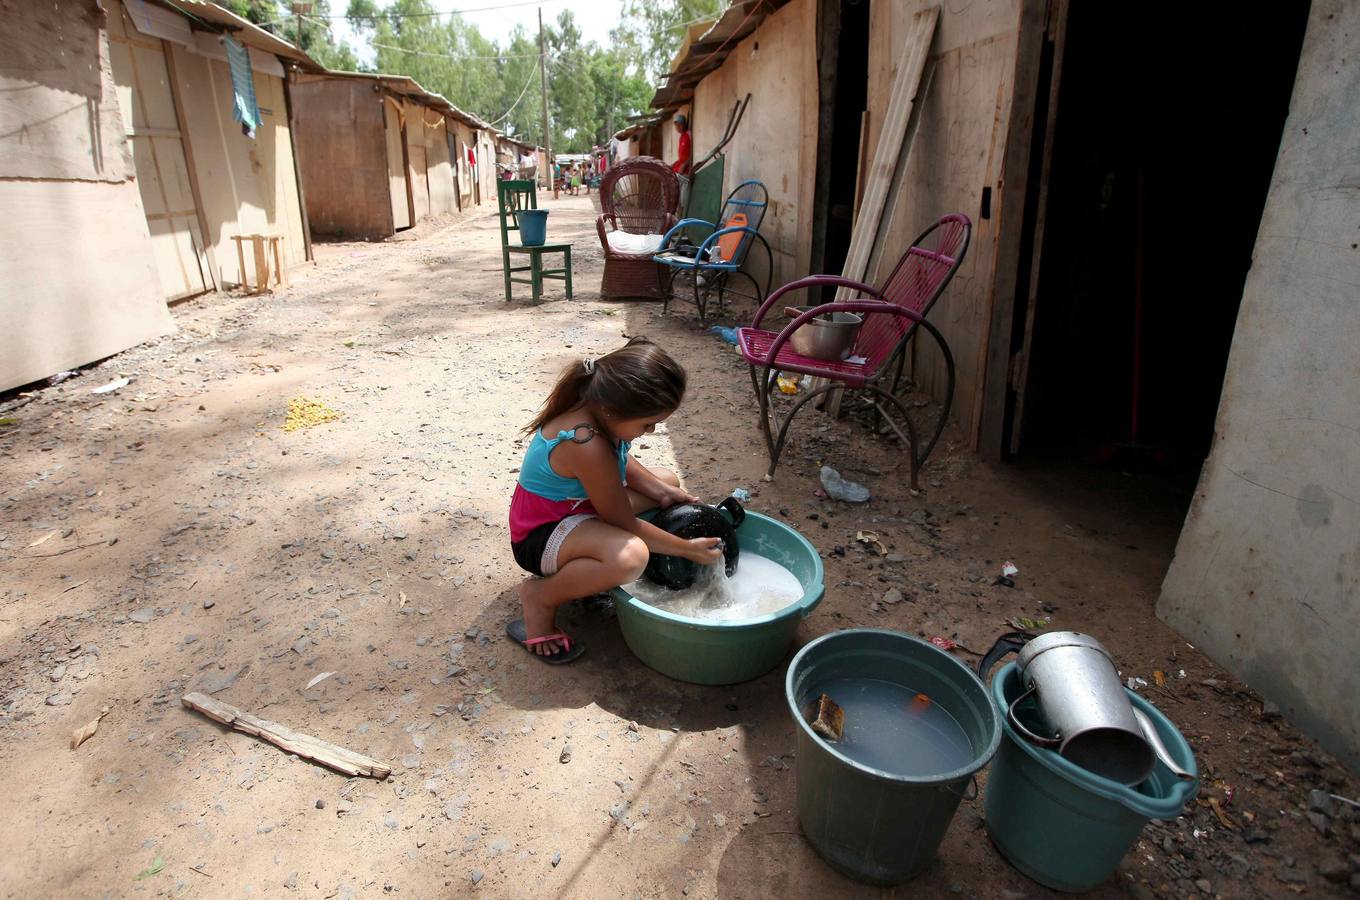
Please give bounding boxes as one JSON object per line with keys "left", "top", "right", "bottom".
{"left": 653, "top": 179, "right": 774, "bottom": 323}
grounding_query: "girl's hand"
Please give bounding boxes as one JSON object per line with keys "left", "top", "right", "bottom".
{"left": 657, "top": 484, "right": 699, "bottom": 508}
{"left": 682, "top": 537, "right": 724, "bottom": 565}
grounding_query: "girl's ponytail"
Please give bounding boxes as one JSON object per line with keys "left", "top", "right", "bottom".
{"left": 523, "top": 336, "right": 685, "bottom": 436}
{"left": 524, "top": 358, "right": 595, "bottom": 436}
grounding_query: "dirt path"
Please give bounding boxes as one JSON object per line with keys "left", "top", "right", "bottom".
{"left": 1, "top": 194, "right": 1355, "bottom": 899}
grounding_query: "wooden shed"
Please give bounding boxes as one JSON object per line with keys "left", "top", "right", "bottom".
{"left": 1, "top": 0, "right": 316, "bottom": 392}
{"left": 666, "top": 0, "right": 1360, "bottom": 767}
{"left": 291, "top": 71, "right": 491, "bottom": 239}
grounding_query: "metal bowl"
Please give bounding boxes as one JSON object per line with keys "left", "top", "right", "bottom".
{"left": 785, "top": 307, "right": 863, "bottom": 360}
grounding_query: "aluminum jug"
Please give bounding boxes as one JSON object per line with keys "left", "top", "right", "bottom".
{"left": 980, "top": 630, "right": 1195, "bottom": 786}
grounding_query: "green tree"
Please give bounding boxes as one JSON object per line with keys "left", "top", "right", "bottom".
{"left": 617, "top": 0, "right": 725, "bottom": 80}
{"left": 337, "top": 1, "right": 675, "bottom": 152}
{"left": 222, "top": 0, "right": 361, "bottom": 70}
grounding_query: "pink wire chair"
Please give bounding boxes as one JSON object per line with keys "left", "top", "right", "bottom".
{"left": 736, "top": 213, "right": 971, "bottom": 490}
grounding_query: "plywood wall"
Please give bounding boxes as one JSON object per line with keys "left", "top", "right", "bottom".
{"left": 0, "top": 7, "right": 174, "bottom": 391}
{"left": 168, "top": 46, "right": 307, "bottom": 286}
{"left": 691, "top": 0, "right": 818, "bottom": 287}
{"left": 384, "top": 98, "right": 411, "bottom": 230}
{"left": 424, "top": 111, "right": 456, "bottom": 216}
{"left": 449, "top": 120, "right": 476, "bottom": 208}
{"left": 866, "top": 0, "right": 1023, "bottom": 442}
{"left": 0, "top": 2, "right": 132, "bottom": 183}
{"left": 477, "top": 130, "right": 498, "bottom": 204}
{"left": 402, "top": 100, "right": 431, "bottom": 223}
{"left": 291, "top": 78, "right": 393, "bottom": 239}
{"left": 0, "top": 179, "right": 176, "bottom": 391}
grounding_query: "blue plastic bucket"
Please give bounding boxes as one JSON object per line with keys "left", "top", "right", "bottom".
{"left": 985, "top": 662, "right": 1199, "bottom": 892}
{"left": 517, "top": 208, "right": 549, "bottom": 246}
{"left": 786, "top": 630, "right": 1002, "bottom": 884}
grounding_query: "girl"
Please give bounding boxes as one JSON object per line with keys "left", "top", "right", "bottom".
{"left": 507, "top": 337, "right": 723, "bottom": 663}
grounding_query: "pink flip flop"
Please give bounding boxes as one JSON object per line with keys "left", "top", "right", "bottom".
{"left": 506, "top": 618, "right": 586, "bottom": 664}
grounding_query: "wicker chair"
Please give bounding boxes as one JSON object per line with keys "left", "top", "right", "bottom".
{"left": 596, "top": 157, "right": 680, "bottom": 300}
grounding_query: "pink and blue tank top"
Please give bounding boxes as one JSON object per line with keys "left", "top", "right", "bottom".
{"left": 509, "top": 427, "right": 631, "bottom": 542}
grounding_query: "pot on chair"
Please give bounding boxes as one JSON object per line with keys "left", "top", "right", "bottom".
{"left": 643, "top": 497, "right": 744, "bottom": 589}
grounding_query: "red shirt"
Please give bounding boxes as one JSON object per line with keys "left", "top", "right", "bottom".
{"left": 672, "top": 130, "right": 692, "bottom": 175}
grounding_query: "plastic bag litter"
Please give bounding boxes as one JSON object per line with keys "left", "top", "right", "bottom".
{"left": 820, "top": 466, "right": 870, "bottom": 502}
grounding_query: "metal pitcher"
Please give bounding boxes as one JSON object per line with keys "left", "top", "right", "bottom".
{"left": 979, "top": 631, "right": 1195, "bottom": 786}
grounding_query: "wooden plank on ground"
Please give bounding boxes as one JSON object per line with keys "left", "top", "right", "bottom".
{"left": 181, "top": 691, "right": 391, "bottom": 778}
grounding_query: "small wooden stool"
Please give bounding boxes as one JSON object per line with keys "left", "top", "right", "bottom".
{"left": 231, "top": 233, "right": 288, "bottom": 294}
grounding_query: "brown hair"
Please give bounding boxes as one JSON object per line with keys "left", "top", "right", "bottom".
{"left": 525, "top": 336, "right": 686, "bottom": 435}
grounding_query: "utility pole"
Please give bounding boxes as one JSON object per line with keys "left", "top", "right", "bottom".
{"left": 290, "top": 2, "right": 312, "bottom": 53}
{"left": 538, "top": 7, "right": 556, "bottom": 198}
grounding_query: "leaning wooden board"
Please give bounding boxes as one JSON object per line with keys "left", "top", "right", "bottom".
{"left": 834, "top": 6, "right": 939, "bottom": 300}
{"left": 816, "top": 6, "right": 938, "bottom": 416}
{"left": 182, "top": 692, "right": 391, "bottom": 778}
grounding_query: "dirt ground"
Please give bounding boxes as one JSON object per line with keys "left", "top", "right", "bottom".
{"left": 1, "top": 194, "right": 1356, "bottom": 899}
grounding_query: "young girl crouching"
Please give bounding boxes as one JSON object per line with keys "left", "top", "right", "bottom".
{"left": 507, "top": 337, "right": 722, "bottom": 663}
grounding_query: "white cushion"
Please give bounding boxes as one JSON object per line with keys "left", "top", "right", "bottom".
{"left": 607, "top": 231, "right": 665, "bottom": 254}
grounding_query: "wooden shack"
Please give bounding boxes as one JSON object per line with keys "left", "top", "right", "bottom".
{"left": 663, "top": 0, "right": 1360, "bottom": 768}
{"left": 1, "top": 0, "right": 316, "bottom": 392}
{"left": 291, "top": 71, "right": 490, "bottom": 239}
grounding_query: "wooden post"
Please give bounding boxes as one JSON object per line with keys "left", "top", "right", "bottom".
{"left": 539, "top": 8, "right": 556, "bottom": 199}
{"left": 977, "top": 0, "right": 1052, "bottom": 459}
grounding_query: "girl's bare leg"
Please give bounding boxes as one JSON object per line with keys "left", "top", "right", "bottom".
{"left": 518, "top": 520, "right": 647, "bottom": 655}
{"left": 518, "top": 468, "right": 684, "bottom": 655}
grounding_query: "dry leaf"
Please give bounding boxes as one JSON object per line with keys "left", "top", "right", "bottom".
{"left": 1207, "top": 796, "right": 1238, "bottom": 830}
{"left": 28, "top": 530, "right": 58, "bottom": 548}
{"left": 70, "top": 705, "right": 111, "bottom": 750}
{"left": 855, "top": 531, "right": 887, "bottom": 556}
{"left": 305, "top": 671, "right": 335, "bottom": 690}
{"left": 1153, "top": 669, "right": 1166, "bottom": 687}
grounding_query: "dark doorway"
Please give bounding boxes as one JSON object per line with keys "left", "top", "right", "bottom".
{"left": 810, "top": 0, "right": 870, "bottom": 298}
{"left": 1010, "top": 3, "right": 1310, "bottom": 481}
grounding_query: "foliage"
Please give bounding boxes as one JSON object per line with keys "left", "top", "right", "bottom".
{"left": 222, "top": 0, "right": 361, "bottom": 71}
{"left": 227, "top": 0, "right": 701, "bottom": 154}
{"left": 616, "top": 0, "right": 725, "bottom": 80}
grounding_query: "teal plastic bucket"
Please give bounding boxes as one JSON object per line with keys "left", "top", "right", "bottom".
{"left": 785, "top": 629, "right": 1002, "bottom": 884}
{"left": 611, "top": 510, "right": 824, "bottom": 684}
{"left": 517, "top": 208, "right": 548, "bottom": 246}
{"left": 985, "top": 662, "right": 1199, "bottom": 892}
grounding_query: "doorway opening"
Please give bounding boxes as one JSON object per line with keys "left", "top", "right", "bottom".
{"left": 1007, "top": 2, "right": 1310, "bottom": 503}
{"left": 810, "top": 0, "right": 870, "bottom": 297}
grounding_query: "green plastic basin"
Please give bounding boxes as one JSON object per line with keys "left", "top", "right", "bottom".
{"left": 985, "top": 662, "right": 1200, "bottom": 892}
{"left": 610, "top": 510, "right": 824, "bottom": 684}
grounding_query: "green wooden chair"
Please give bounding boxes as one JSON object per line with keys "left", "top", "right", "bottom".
{"left": 497, "top": 179, "right": 573, "bottom": 303}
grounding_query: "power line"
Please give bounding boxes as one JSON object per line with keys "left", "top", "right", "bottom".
{"left": 371, "top": 41, "right": 543, "bottom": 61}
{"left": 297, "top": 0, "right": 570, "bottom": 18}
{"left": 484, "top": 61, "right": 540, "bottom": 126}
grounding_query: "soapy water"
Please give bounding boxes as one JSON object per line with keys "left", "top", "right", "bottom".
{"left": 623, "top": 552, "right": 804, "bottom": 622}
{"left": 809, "top": 676, "right": 975, "bottom": 776}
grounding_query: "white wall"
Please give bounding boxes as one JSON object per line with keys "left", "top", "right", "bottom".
{"left": 1159, "top": 0, "right": 1360, "bottom": 768}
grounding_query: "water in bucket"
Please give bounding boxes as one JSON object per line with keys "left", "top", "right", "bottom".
{"left": 624, "top": 553, "right": 802, "bottom": 622}
{"left": 811, "top": 676, "right": 975, "bottom": 776}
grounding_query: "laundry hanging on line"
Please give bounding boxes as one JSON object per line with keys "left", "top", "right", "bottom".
{"left": 225, "top": 35, "right": 261, "bottom": 139}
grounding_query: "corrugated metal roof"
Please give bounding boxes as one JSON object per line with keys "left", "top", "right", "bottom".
{"left": 157, "top": 0, "right": 323, "bottom": 69}
{"left": 294, "top": 69, "right": 497, "bottom": 132}
{"left": 650, "top": 0, "right": 791, "bottom": 109}
{"left": 613, "top": 112, "right": 667, "bottom": 141}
